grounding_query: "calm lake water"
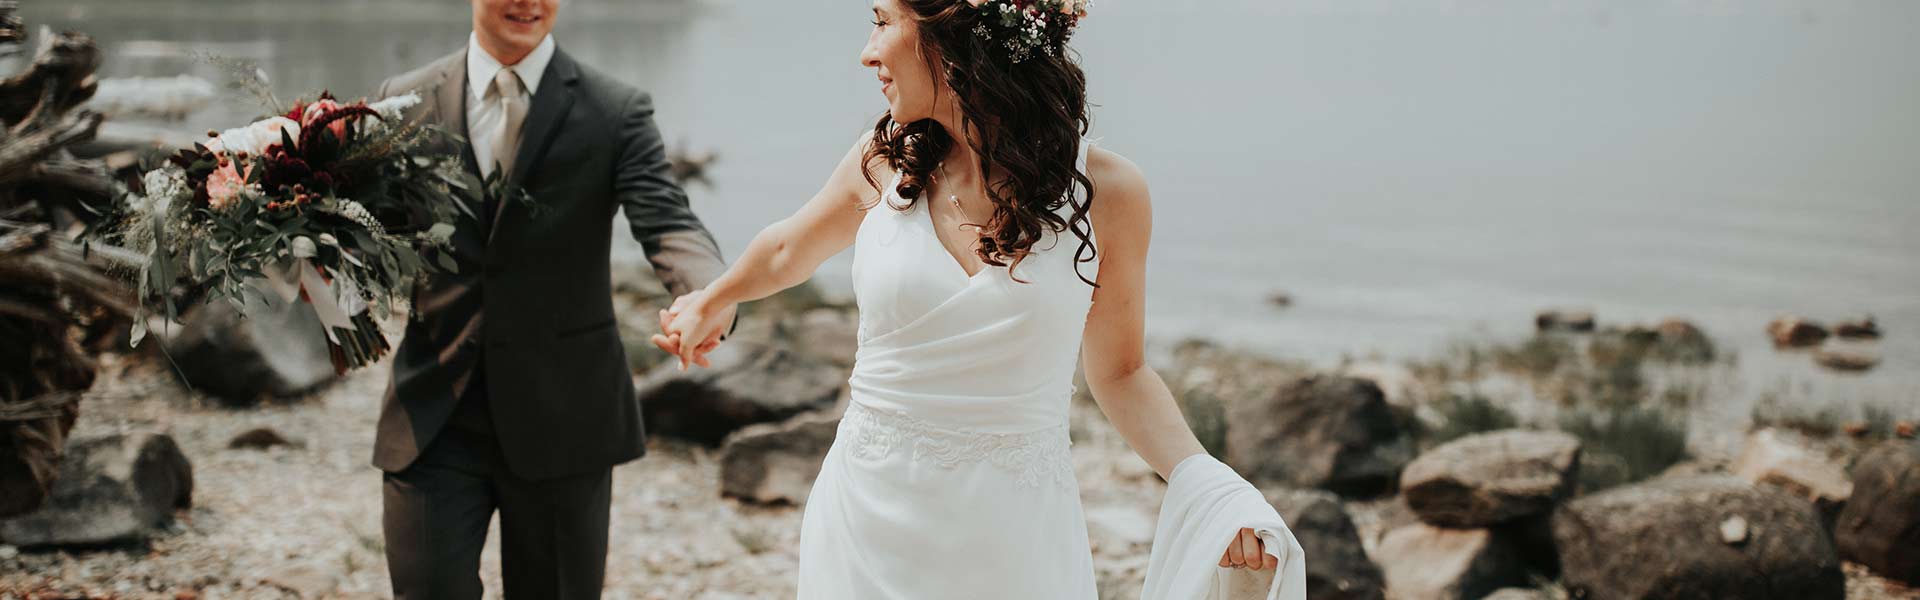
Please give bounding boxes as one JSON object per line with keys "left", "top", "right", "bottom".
{"left": 32, "top": 0, "right": 1920, "bottom": 413}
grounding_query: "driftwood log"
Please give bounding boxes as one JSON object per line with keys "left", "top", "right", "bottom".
{"left": 0, "top": 4, "right": 132, "bottom": 518}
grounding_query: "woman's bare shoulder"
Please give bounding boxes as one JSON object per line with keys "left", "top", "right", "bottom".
{"left": 1085, "top": 145, "right": 1151, "bottom": 225}
{"left": 827, "top": 129, "right": 894, "bottom": 208}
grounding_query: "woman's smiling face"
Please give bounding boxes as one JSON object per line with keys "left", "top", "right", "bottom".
{"left": 861, "top": 0, "right": 947, "bottom": 123}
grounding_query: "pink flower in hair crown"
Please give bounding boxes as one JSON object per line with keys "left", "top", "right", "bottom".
{"left": 967, "top": 0, "right": 1091, "bottom": 63}
{"left": 966, "top": 0, "right": 1089, "bottom": 15}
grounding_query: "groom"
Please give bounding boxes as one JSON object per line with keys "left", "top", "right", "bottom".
{"left": 371, "top": 0, "right": 733, "bottom": 596}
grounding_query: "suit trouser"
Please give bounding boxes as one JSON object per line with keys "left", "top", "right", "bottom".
{"left": 382, "top": 362, "right": 614, "bottom": 599}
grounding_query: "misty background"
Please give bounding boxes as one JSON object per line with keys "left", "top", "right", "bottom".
{"left": 33, "top": 0, "right": 1919, "bottom": 402}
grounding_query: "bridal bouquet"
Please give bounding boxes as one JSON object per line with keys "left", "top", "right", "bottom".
{"left": 87, "top": 91, "right": 476, "bottom": 373}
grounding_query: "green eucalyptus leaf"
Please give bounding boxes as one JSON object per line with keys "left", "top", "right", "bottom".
{"left": 427, "top": 222, "right": 455, "bottom": 244}
{"left": 432, "top": 250, "right": 459, "bottom": 274}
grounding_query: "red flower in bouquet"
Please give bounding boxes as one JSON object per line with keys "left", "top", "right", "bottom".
{"left": 224, "top": 92, "right": 377, "bottom": 198}
{"left": 299, "top": 98, "right": 350, "bottom": 141}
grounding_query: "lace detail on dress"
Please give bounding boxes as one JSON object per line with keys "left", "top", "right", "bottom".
{"left": 839, "top": 402, "right": 1076, "bottom": 490}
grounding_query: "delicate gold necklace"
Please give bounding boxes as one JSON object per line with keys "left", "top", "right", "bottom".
{"left": 936, "top": 161, "right": 964, "bottom": 209}
{"left": 936, "top": 161, "right": 985, "bottom": 233}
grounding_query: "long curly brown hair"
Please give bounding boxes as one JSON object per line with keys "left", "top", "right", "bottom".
{"left": 860, "top": 0, "right": 1098, "bottom": 286}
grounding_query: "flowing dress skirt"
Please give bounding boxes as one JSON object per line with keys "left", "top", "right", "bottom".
{"left": 795, "top": 400, "right": 1098, "bottom": 599}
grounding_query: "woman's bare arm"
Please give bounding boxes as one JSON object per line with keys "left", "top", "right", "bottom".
{"left": 652, "top": 135, "right": 881, "bottom": 366}
{"left": 1079, "top": 147, "right": 1208, "bottom": 478}
{"left": 1078, "top": 147, "right": 1276, "bottom": 571}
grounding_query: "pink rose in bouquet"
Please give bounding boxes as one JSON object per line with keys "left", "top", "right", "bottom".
{"left": 203, "top": 158, "right": 253, "bottom": 209}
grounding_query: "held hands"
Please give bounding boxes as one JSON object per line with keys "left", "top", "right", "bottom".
{"left": 1219, "top": 527, "right": 1278, "bottom": 571}
{"left": 648, "top": 289, "right": 737, "bottom": 370}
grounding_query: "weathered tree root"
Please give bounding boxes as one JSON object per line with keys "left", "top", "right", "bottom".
{"left": 0, "top": 9, "right": 131, "bottom": 518}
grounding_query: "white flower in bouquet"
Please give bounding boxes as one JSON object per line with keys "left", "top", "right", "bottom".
{"left": 206, "top": 115, "right": 301, "bottom": 155}
{"left": 368, "top": 92, "right": 423, "bottom": 122}
{"left": 130, "top": 168, "right": 188, "bottom": 213}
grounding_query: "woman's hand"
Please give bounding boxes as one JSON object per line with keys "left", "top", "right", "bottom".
{"left": 649, "top": 289, "right": 734, "bottom": 370}
{"left": 1218, "top": 527, "right": 1277, "bottom": 570}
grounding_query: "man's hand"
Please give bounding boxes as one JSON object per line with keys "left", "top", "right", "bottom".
{"left": 648, "top": 289, "right": 735, "bottom": 370}
{"left": 1218, "top": 527, "right": 1277, "bottom": 571}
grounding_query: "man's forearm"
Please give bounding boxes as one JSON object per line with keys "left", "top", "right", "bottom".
{"left": 646, "top": 228, "right": 737, "bottom": 337}
{"left": 646, "top": 229, "right": 726, "bottom": 297}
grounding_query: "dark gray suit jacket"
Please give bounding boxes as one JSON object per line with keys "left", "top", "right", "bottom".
{"left": 372, "top": 47, "right": 725, "bottom": 480}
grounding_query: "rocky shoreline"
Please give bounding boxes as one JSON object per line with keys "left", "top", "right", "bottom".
{"left": 1, "top": 273, "right": 1915, "bottom": 599}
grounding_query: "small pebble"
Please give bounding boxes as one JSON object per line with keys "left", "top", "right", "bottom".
{"left": 1719, "top": 515, "right": 1748, "bottom": 545}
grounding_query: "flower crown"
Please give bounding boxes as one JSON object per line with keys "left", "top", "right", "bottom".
{"left": 966, "top": 0, "right": 1092, "bottom": 63}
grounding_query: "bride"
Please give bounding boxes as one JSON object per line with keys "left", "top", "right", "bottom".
{"left": 655, "top": 0, "right": 1301, "bottom": 597}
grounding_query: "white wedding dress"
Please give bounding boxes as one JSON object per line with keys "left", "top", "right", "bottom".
{"left": 795, "top": 139, "right": 1305, "bottom": 599}
{"left": 796, "top": 140, "right": 1102, "bottom": 598}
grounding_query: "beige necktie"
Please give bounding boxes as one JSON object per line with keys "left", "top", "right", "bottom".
{"left": 490, "top": 67, "right": 528, "bottom": 178}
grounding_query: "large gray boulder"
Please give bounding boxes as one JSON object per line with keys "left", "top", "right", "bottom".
{"left": 1225, "top": 375, "right": 1415, "bottom": 497}
{"left": 1535, "top": 309, "right": 1596, "bottom": 332}
{"left": 1833, "top": 317, "right": 1881, "bottom": 340}
{"left": 1482, "top": 589, "right": 1548, "bottom": 600}
{"left": 1164, "top": 339, "right": 1310, "bottom": 459}
{"left": 1813, "top": 347, "right": 1880, "bottom": 372}
{"left": 636, "top": 342, "right": 846, "bottom": 446}
{"left": 163, "top": 283, "right": 340, "bottom": 403}
{"left": 1264, "top": 488, "right": 1385, "bottom": 600}
{"left": 718, "top": 413, "right": 840, "bottom": 505}
{"left": 1552, "top": 475, "right": 1844, "bottom": 600}
{"left": 1833, "top": 440, "right": 1920, "bottom": 585}
{"left": 1372, "top": 521, "right": 1527, "bottom": 600}
{"left": 0, "top": 433, "right": 193, "bottom": 547}
{"left": 787, "top": 308, "right": 858, "bottom": 368}
{"left": 1767, "top": 316, "right": 1828, "bottom": 348}
{"left": 1730, "top": 428, "right": 1852, "bottom": 522}
{"left": 1400, "top": 429, "right": 1581, "bottom": 528}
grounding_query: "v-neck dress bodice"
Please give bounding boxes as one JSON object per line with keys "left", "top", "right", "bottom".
{"left": 845, "top": 139, "right": 1100, "bottom": 433}
{"left": 796, "top": 139, "right": 1103, "bottom": 599}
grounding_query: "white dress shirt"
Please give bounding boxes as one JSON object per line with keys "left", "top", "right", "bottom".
{"left": 466, "top": 32, "right": 555, "bottom": 178}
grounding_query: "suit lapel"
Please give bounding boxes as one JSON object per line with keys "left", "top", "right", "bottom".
{"left": 489, "top": 49, "right": 580, "bottom": 243}
{"left": 432, "top": 50, "right": 481, "bottom": 179}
